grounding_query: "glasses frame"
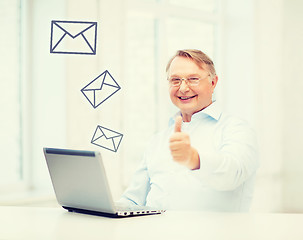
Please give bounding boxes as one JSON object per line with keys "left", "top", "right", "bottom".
{"left": 167, "top": 74, "right": 211, "bottom": 87}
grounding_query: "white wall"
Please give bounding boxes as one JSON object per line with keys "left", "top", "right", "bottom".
{"left": 281, "top": 0, "right": 303, "bottom": 212}
{"left": 251, "top": 0, "right": 285, "bottom": 212}
{"left": 251, "top": 0, "right": 303, "bottom": 212}
{"left": 220, "top": 0, "right": 256, "bottom": 124}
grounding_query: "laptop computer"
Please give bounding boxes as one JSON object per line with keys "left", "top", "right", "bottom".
{"left": 43, "top": 147, "right": 165, "bottom": 218}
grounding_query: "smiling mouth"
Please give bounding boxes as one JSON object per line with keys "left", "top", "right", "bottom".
{"left": 178, "top": 95, "right": 197, "bottom": 100}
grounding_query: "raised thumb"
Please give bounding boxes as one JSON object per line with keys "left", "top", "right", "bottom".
{"left": 174, "top": 116, "right": 183, "bottom": 132}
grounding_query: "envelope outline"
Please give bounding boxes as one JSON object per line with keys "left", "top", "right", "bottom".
{"left": 50, "top": 20, "right": 97, "bottom": 55}
{"left": 91, "top": 125, "right": 123, "bottom": 152}
{"left": 81, "top": 70, "right": 121, "bottom": 109}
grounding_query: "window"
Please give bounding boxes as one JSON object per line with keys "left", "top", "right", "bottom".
{"left": 0, "top": 0, "right": 23, "bottom": 189}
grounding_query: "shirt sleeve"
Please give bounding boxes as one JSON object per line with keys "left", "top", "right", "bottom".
{"left": 192, "top": 117, "right": 259, "bottom": 191}
{"left": 116, "top": 152, "right": 151, "bottom": 206}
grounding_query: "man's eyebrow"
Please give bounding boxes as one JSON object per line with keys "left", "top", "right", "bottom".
{"left": 187, "top": 74, "right": 200, "bottom": 77}
{"left": 170, "top": 74, "right": 200, "bottom": 78}
{"left": 168, "top": 74, "right": 181, "bottom": 78}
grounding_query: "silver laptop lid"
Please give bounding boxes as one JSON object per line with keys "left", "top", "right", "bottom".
{"left": 44, "top": 148, "right": 116, "bottom": 214}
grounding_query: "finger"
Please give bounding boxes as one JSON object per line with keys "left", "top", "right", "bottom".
{"left": 174, "top": 116, "right": 183, "bottom": 132}
{"left": 169, "top": 132, "right": 184, "bottom": 142}
{"left": 169, "top": 141, "right": 181, "bottom": 151}
{"left": 170, "top": 151, "right": 184, "bottom": 162}
{"left": 170, "top": 131, "right": 190, "bottom": 140}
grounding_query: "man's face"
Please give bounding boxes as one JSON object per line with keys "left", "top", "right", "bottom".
{"left": 168, "top": 56, "right": 217, "bottom": 120}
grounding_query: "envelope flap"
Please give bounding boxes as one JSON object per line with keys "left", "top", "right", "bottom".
{"left": 100, "top": 127, "right": 122, "bottom": 139}
{"left": 112, "top": 135, "right": 123, "bottom": 150}
{"left": 81, "top": 70, "right": 120, "bottom": 91}
{"left": 103, "top": 71, "right": 120, "bottom": 88}
{"left": 82, "top": 74, "right": 105, "bottom": 91}
{"left": 54, "top": 21, "right": 96, "bottom": 38}
{"left": 92, "top": 126, "right": 104, "bottom": 141}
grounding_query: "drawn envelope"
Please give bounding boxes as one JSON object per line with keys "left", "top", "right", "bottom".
{"left": 91, "top": 125, "right": 123, "bottom": 152}
{"left": 81, "top": 70, "right": 121, "bottom": 108}
{"left": 50, "top": 20, "right": 97, "bottom": 55}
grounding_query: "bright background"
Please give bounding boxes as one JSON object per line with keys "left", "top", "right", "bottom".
{"left": 1, "top": 0, "right": 303, "bottom": 213}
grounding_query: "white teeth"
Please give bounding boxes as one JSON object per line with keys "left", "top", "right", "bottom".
{"left": 180, "top": 96, "right": 192, "bottom": 100}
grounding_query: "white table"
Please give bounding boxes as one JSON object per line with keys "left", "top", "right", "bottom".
{"left": 1, "top": 206, "right": 302, "bottom": 240}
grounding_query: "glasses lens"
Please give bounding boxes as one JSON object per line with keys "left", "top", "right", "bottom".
{"left": 169, "top": 78, "right": 181, "bottom": 86}
{"left": 187, "top": 78, "right": 200, "bottom": 86}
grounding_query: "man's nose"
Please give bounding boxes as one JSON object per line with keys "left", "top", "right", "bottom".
{"left": 179, "top": 80, "right": 190, "bottom": 93}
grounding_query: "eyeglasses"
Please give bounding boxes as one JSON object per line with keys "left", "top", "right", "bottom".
{"left": 167, "top": 75, "right": 210, "bottom": 87}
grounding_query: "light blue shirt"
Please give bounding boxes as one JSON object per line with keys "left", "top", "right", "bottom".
{"left": 119, "top": 102, "right": 259, "bottom": 212}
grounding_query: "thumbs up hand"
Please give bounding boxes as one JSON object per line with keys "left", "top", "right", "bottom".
{"left": 169, "top": 116, "right": 200, "bottom": 170}
{"left": 174, "top": 115, "right": 183, "bottom": 133}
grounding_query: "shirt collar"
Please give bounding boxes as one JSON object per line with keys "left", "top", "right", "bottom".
{"left": 168, "top": 101, "right": 222, "bottom": 126}
{"left": 199, "top": 101, "right": 222, "bottom": 121}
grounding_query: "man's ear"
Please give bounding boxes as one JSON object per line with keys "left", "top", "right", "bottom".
{"left": 212, "top": 75, "right": 218, "bottom": 88}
